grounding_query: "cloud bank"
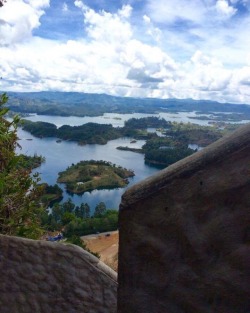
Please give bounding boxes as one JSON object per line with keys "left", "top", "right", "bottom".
{"left": 0, "top": 0, "right": 249, "bottom": 104}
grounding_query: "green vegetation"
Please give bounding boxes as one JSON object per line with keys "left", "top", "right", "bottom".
{"left": 21, "top": 117, "right": 167, "bottom": 145}
{"left": 7, "top": 91, "right": 250, "bottom": 119}
{"left": 57, "top": 160, "right": 134, "bottom": 194}
{"left": 117, "top": 120, "right": 225, "bottom": 167}
{"left": 3, "top": 90, "right": 243, "bottom": 245}
{"left": 20, "top": 114, "right": 234, "bottom": 168}
{"left": 122, "top": 117, "right": 168, "bottom": 139}
{"left": 0, "top": 94, "right": 119, "bottom": 241}
{"left": 116, "top": 146, "right": 143, "bottom": 153}
{"left": 65, "top": 209, "right": 118, "bottom": 237}
{"left": 124, "top": 116, "right": 171, "bottom": 129}
{"left": 118, "top": 121, "right": 234, "bottom": 167}
{"left": 21, "top": 120, "right": 57, "bottom": 137}
{"left": 21, "top": 120, "right": 122, "bottom": 144}
{"left": 41, "top": 198, "right": 118, "bottom": 237}
{"left": 20, "top": 116, "right": 234, "bottom": 152}
{"left": 39, "top": 184, "right": 63, "bottom": 208}
{"left": 142, "top": 137, "right": 193, "bottom": 166}
{"left": 163, "top": 122, "right": 222, "bottom": 146}
{"left": 0, "top": 93, "right": 44, "bottom": 238}
{"left": 18, "top": 154, "right": 45, "bottom": 170}
{"left": 141, "top": 123, "right": 223, "bottom": 166}
{"left": 40, "top": 198, "right": 118, "bottom": 257}
{"left": 56, "top": 123, "right": 121, "bottom": 145}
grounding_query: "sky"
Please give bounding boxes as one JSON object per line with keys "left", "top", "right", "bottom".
{"left": 0, "top": 0, "right": 250, "bottom": 104}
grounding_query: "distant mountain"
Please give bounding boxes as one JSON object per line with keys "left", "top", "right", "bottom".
{"left": 3, "top": 91, "right": 250, "bottom": 117}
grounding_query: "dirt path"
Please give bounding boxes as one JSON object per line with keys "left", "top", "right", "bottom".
{"left": 81, "top": 231, "right": 119, "bottom": 271}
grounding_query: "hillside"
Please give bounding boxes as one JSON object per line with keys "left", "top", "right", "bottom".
{"left": 6, "top": 91, "right": 250, "bottom": 118}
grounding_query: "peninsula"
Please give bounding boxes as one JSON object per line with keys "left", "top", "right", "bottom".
{"left": 57, "top": 160, "right": 135, "bottom": 194}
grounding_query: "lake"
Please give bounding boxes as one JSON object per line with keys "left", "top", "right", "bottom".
{"left": 23, "top": 111, "right": 213, "bottom": 127}
{"left": 17, "top": 111, "right": 249, "bottom": 213}
{"left": 17, "top": 127, "right": 158, "bottom": 213}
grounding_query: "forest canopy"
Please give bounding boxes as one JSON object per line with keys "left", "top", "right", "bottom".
{"left": 0, "top": 94, "right": 44, "bottom": 238}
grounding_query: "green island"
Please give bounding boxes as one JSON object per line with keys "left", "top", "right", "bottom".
{"left": 20, "top": 116, "right": 241, "bottom": 167}
{"left": 116, "top": 119, "right": 228, "bottom": 166}
{"left": 1, "top": 91, "right": 249, "bottom": 247}
{"left": 20, "top": 116, "right": 167, "bottom": 144}
{"left": 21, "top": 120, "right": 122, "bottom": 145}
{"left": 57, "top": 160, "right": 135, "bottom": 194}
{"left": 18, "top": 153, "right": 45, "bottom": 170}
{"left": 116, "top": 146, "right": 144, "bottom": 153}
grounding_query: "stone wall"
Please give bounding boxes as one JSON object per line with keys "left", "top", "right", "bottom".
{"left": 0, "top": 235, "right": 117, "bottom": 313}
{"left": 118, "top": 124, "right": 250, "bottom": 313}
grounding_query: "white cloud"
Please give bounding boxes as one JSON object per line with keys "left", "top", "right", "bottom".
{"left": 118, "top": 5, "right": 132, "bottom": 19}
{"left": 146, "top": 0, "right": 206, "bottom": 24}
{"left": 143, "top": 14, "right": 162, "bottom": 43}
{"left": 0, "top": 0, "right": 49, "bottom": 46}
{"left": 74, "top": 0, "right": 88, "bottom": 11}
{"left": 75, "top": 1, "right": 133, "bottom": 44}
{"left": 145, "top": 0, "right": 250, "bottom": 67}
{"left": 0, "top": 1, "right": 250, "bottom": 104}
{"left": 62, "top": 2, "right": 68, "bottom": 12}
{"left": 215, "top": 0, "right": 237, "bottom": 18}
{"left": 146, "top": 0, "right": 238, "bottom": 25}
{"left": 143, "top": 15, "right": 151, "bottom": 24}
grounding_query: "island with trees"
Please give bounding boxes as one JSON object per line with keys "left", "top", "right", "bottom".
{"left": 18, "top": 153, "right": 45, "bottom": 170}
{"left": 21, "top": 120, "right": 122, "bottom": 144}
{"left": 1, "top": 89, "right": 249, "bottom": 253}
{"left": 142, "top": 122, "right": 224, "bottom": 166}
{"left": 21, "top": 116, "right": 237, "bottom": 167}
{"left": 57, "top": 160, "right": 135, "bottom": 194}
{"left": 20, "top": 116, "right": 229, "bottom": 147}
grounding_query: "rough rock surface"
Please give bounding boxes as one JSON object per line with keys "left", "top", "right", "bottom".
{"left": 118, "top": 124, "right": 250, "bottom": 313}
{"left": 0, "top": 235, "right": 117, "bottom": 313}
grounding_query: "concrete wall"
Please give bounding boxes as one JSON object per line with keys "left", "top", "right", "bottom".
{"left": 118, "top": 124, "right": 250, "bottom": 313}
{"left": 0, "top": 235, "right": 117, "bottom": 313}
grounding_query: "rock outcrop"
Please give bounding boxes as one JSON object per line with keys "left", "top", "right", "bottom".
{"left": 118, "top": 123, "right": 250, "bottom": 313}
{"left": 0, "top": 235, "right": 117, "bottom": 313}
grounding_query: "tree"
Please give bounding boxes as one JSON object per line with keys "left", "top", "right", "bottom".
{"left": 75, "top": 203, "right": 90, "bottom": 219}
{"left": 61, "top": 212, "right": 76, "bottom": 226}
{"left": 51, "top": 203, "right": 62, "bottom": 224}
{"left": 0, "top": 94, "right": 43, "bottom": 238}
{"left": 62, "top": 198, "right": 75, "bottom": 213}
{"left": 94, "top": 202, "right": 106, "bottom": 217}
{"left": 80, "top": 203, "right": 90, "bottom": 218}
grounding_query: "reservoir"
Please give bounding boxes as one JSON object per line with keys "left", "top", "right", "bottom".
{"left": 21, "top": 111, "right": 214, "bottom": 127}
{"left": 17, "top": 111, "right": 249, "bottom": 213}
{"left": 17, "top": 127, "right": 158, "bottom": 212}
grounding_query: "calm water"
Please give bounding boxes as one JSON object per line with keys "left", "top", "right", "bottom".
{"left": 17, "top": 111, "right": 249, "bottom": 212}
{"left": 17, "top": 128, "right": 158, "bottom": 212}
{"left": 24, "top": 111, "right": 212, "bottom": 127}
{"left": 25, "top": 111, "right": 250, "bottom": 128}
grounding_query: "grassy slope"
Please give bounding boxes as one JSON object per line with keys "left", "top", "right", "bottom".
{"left": 57, "top": 161, "right": 134, "bottom": 194}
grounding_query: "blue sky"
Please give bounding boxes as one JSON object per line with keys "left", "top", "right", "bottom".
{"left": 0, "top": 0, "right": 250, "bottom": 104}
